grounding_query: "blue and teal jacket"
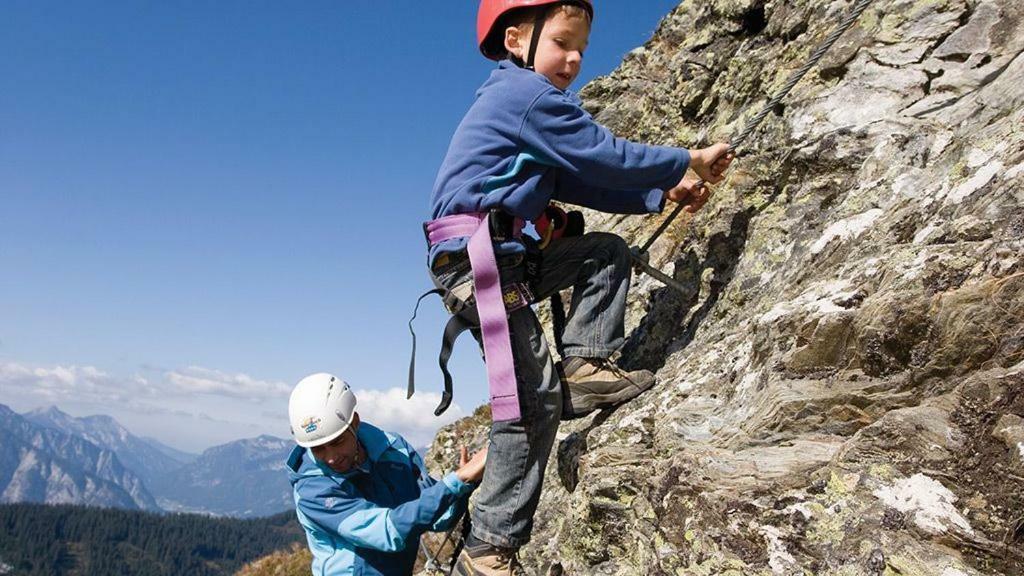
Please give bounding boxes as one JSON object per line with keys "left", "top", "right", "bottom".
{"left": 429, "top": 59, "right": 690, "bottom": 262}
{"left": 286, "top": 423, "right": 473, "bottom": 576}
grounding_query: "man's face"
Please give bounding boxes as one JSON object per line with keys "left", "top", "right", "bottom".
{"left": 523, "top": 11, "right": 590, "bottom": 91}
{"left": 311, "top": 425, "right": 361, "bottom": 474}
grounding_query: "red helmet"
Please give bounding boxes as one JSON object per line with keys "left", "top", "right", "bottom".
{"left": 477, "top": 0, "right": 594, "bottom": 61}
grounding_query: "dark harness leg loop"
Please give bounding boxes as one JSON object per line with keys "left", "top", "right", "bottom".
{"left": 408, "top": 288, "right": 446, "bottom": 400}
{"left": 436, "top": 313, "right": 475, "bottom": 416}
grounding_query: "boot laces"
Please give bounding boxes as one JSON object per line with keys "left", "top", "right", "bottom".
{"left": 507, "top": 550, "right": 525, "bottom": 575}
{"left": 594, "top": 358, "right": 638, "bottom": 385}
{"left": 493, "top": 548, "right": 523, "bottom": 574}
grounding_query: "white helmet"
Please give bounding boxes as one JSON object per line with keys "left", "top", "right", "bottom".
{"left": 288, "top": 373, "right": 358, "bottom": 448}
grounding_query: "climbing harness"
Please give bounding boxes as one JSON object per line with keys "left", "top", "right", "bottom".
{"left": 632, "top": 0, "right": 874, "bottom": 291}
{"left": 408, "top": 206, "right": 584, "bottom": 421}
{"left": 420, "top": 212, "right": 528, "bottom": 422}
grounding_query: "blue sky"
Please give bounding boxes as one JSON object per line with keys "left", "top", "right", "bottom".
{"left": 1, "top": 1, "right": 680, "bottom": 452}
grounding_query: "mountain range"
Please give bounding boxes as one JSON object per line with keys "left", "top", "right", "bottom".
{"left": 149, "top": 435, "right": 294, "bottom": 517}
{"left": 0, "top": 404, "right": 158, "bottom": 511}
{"left": 25, "top": 406, "right": 194, "bottom": 488}
{"left": 0, "top": 404, "right": 295, "bottom": 518}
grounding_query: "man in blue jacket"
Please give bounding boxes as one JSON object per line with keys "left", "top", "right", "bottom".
{"left": 286, "top": 372, "right": 487, "bottom": 576}
{"left": 427, "top": 1, "right": 733, "bottom": 573}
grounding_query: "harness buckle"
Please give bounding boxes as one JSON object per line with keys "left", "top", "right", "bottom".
{"left": 487, "top": 210, "right": 516, "bottom": 242}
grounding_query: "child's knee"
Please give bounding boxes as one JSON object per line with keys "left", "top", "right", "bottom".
{"left": 589, "top": 231, "right": 630, "bottom": 263}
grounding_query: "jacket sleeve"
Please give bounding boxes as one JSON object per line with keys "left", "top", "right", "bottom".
{"left": 294, "top": 471, "right": 471, "bottom": 553}
{"left": 518, "top": 88, "right": 689, "bottom": 203}
{"left": 553, "top": 171, "right": 666, "bottom": 215}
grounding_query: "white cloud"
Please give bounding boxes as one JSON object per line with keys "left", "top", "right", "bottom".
{"left": 164, "top": 366, "right": 290, "bottom": 399}
{"left": 0, "top": 361, "right": 157, "bottom": 404}
{"left": 0, "top": 361, "right": 465, "bottom": 453}
{"left": 354, "top": 387, "right": 464, "bottom": 450}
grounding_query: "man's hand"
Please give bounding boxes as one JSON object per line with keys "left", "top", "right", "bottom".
{"left": 689, "top": 143, "right": 734, "bottom": 184}
{"left": 666, "top": 175, "right": 712, "bottom": 214}
{"left": 455, "top": 445, "right": 488, "bottom": 483}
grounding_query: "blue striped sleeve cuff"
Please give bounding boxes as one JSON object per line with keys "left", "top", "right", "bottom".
{"left": 441, "top": 472, "right": 475, "bottom": 497}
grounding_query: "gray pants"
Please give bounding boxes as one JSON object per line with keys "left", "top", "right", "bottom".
{"left": 429, "top": 232, "right": 632, "bottom": 548}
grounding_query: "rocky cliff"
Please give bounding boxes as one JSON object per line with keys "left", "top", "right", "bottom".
{"left": 425, "top": 0, "right": 1024, "bottom": 574}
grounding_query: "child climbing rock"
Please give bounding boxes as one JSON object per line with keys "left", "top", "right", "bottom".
{"left": 424, "top": 2, "right": 733, "bottom": 572}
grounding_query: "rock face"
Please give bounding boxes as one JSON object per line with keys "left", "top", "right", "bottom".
{"left": 425, "top": 0, "right": 1024, "bottom": 574}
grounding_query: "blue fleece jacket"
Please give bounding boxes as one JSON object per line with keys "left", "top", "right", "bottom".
{"left": 286, "top": 423, "right": 473, "bottom": 576}
{"left": 429, "top": 60, "right": 690, "bottom": 261}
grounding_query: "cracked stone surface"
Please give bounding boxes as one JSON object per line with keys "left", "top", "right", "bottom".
{"left": 421, "top": 0, "right": 1024, "bottom": 574}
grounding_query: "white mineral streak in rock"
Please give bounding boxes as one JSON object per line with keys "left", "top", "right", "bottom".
{"left": 785, "top": 501, "right": 815, "bottom": 519}
{"left": 759, "top": 280, "right": 852, "bottom": 323}
{"left": 921, "top": 181, "right": 951, "bottom": 208}
{"left": 892, "top": 171, "right": 926, "bottom": 200}
{"left": 1018, "top": 442, "right": 1024, "bottom": 459}
{"left": 966, "top": 147, "right": 995, "bottom": 169}
{"left": 930, "top": 131, "right": 954, "bottom": 159}
{"left": 863, "top": 257, "right": 882, "bottom": 277}
{"left": 1004, "top": 162, "right": 1024, "bottom": 181}
{"left": 946, "top": 161, "right": 1003, "bottom": 204}
{"left": 759, "top": 524, "right": 797, "bottom": 575}
{"left": 735, "top": 369, "right": 762, "bottom": 404}
{"left": 618, "top": 407, "right": 652, "bottom": 431}
{"left": 670, "top": 419, "right": 713, "bottom": 441}
{"left": 941, "top": 567, "right": 971, "bottom": 576}
{"left": 913, "top": 222, "right": 944, "bottom": 244}
{"left": 902, "top": 250, "right": 931, "bottom": 281}
{"left": 1009, "top": 360, "right": 1024, "bottom": 377}
{"left": 873, "top": 473, "right": 974, "bottom": 535}
{"left": 810, "top": 209, "right": 884, "bottom": 255}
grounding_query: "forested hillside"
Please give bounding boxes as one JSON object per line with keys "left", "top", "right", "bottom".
{"left": 0, "top": 504, "right": 303, "bottom": 576}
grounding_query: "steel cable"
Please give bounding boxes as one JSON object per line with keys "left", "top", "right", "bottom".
{"left": 636, "top": 0, "right": 873, "bottom": 257}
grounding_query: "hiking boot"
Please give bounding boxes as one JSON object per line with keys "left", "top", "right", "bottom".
{"left": 452, "top": 534, "right": 526, "bottom": 576}
{"left": 561, "top": 357, "right": 655, "bottom": 418}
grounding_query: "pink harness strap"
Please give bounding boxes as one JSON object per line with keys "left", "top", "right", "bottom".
{"left": 426, "top": 213, "right": 521, "bottom": 422}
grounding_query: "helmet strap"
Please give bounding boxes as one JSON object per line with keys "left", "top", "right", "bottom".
{"left": 524, "top": 7, "right": 547, "bottom": 70}
{"left": 350, "top": 428, "right": 366, "bottom": 467}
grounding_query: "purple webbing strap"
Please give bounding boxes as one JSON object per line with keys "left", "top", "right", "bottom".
{"left": 426, "top": 214, "right": 521, "bottom": 422}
